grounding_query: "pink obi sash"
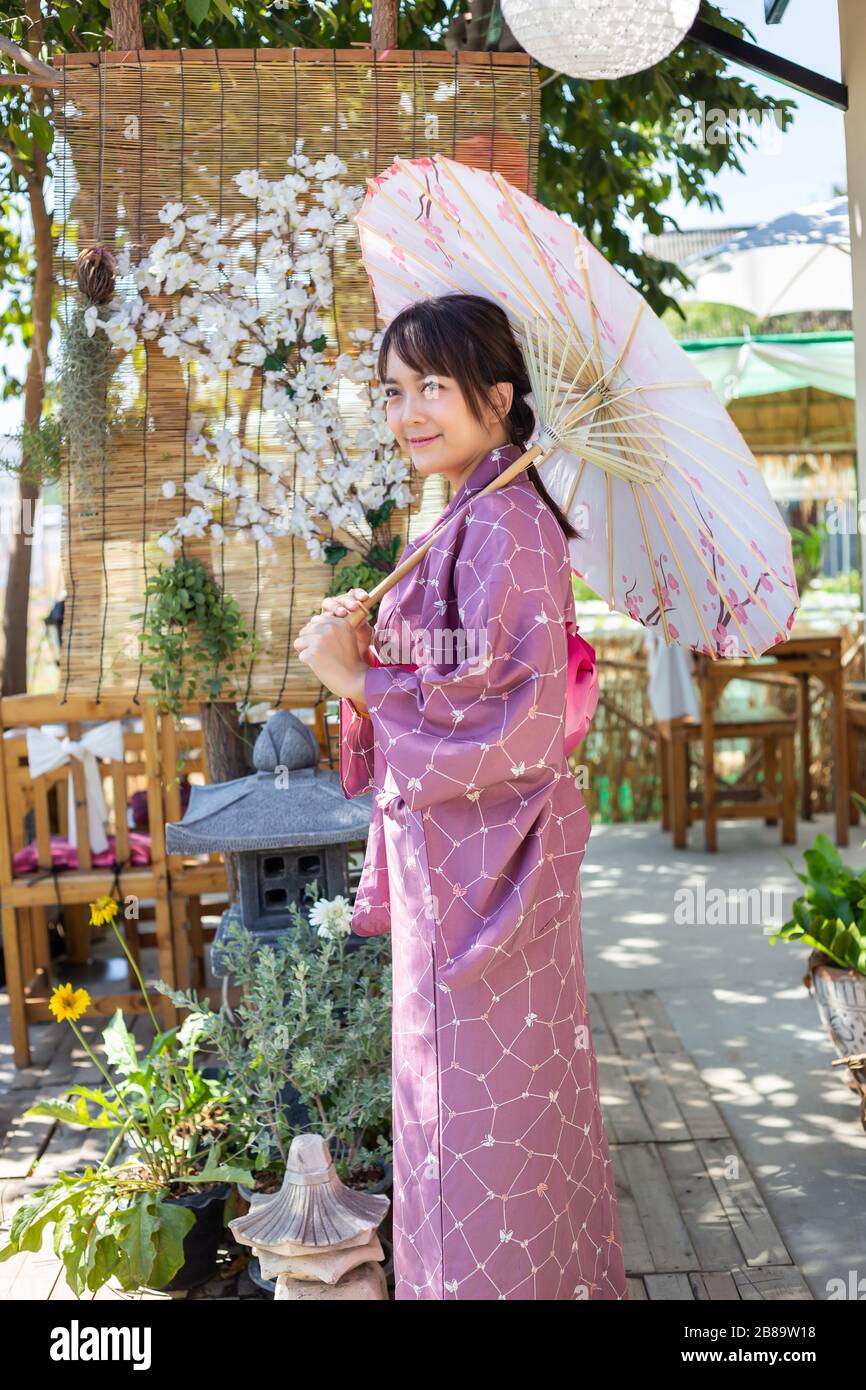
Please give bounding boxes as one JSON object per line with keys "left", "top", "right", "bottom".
{"left": 363, "top": 621, "right": 598, "bottom": 756}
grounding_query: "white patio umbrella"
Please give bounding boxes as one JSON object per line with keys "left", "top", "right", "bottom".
{"left": 676, "top": 196, "right": 852, "bottom": 320}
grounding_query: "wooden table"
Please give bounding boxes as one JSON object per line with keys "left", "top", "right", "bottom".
{"left": 697, "top": 628, "right": 849, "bottom": 847}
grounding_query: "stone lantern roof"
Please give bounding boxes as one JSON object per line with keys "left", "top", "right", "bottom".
{"left": 165, "top": 710, "right": 371, "bottom": 854}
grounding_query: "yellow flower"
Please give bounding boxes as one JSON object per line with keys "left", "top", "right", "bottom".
{"left": 49, "top": 982, "right": 91, "bottom": 1023}
{"left": 89, "top": 894, "right": 119, "bottom": 928}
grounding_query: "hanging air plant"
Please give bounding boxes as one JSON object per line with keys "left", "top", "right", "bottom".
{"left": 58, "top": 247, "right": 121, "bottom": 508}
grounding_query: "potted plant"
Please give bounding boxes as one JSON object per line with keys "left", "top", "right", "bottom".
{"left": 773, "top": 831, "right": 866, "bottom": 1097}
{"left": 159, "top": 886, "right": 393, "bottom": 1205}
{"left": 0, "top": 897, "right": 254, "bottom": 1296}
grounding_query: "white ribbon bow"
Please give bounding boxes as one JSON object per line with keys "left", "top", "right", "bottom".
{"left": 25, "top": 720, "right": 125, "bottom": 855}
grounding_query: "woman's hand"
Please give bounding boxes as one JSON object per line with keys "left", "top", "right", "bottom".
{"left": 320, "top": 588, "right": 374, "bottom": 661}
{"left": 294, "top": 610, "right": 369, "bottom": 706}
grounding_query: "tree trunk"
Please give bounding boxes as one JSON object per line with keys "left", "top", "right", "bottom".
{"left": 109, "top": 0, "right": 144, "bottom": 49}
{"left": 371, "top": 0, "right": 398, "bottom": 49}
{"left": 2, "top": 0, "right": 53, "bottom": 697}
{"left": 198, "top": 700, "right": 250, "bottom": 903}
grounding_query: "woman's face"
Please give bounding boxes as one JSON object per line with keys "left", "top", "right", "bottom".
{"left": 382, "top": 349, "right": 512, "bottom": 479}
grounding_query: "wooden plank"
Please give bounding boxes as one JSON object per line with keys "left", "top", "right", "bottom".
{"left": 53, "top": 46, "right": 535, "bottom": 69}
{"left": 0, "top": 694, "right": 144, "bottom": 725}
{"left": 615, "top": 1142, "right": 700, "bottom": 1274}
{"left": 615, "top": 1050, "right": 691, "bottom": 1144}
{"left": 696, "top": 1270, "right": 742, "bottom": 1299}
{"left": 66, "top": 722, "right": 92, "bottom": 872}
{"left": 698, "top": 1138, "right": 792, "bottom": 1268}
{"left": 645, "top": 1272, "right": 695, "bottom": 1300}
{"left": 626, "top": 991, "right": 683, "bottom": 1055}
{"left": 0, "top": 1229, "right": 66, "bottom": 1299}
{"left": 732, "top": 1264, "right": 814, "bottom": 1300}
{"left": 593, "top": 993, "right": 691, "bottom": 1141}
{"left": 33, "top": 777, "right": 52, "bottom": 868}
{"left": 2, "top": 868, "right": 158, "bottom": 907}
{"left": 111, "top": 759, "right": 131, "bottom": 864}
{"left": 610, "top": 1144, "right": 654, "bottom": 1275}
{"left": 0, "top": 1001, "right": 73, "bottom": 1093}
{"left": 652, "top": 1048, "right": 731, "bottom": 1141}
{"left": 595, "top": 1067, "right": 653, "bottom": 1143}
{"left": 594, "top": 992, "right": 654, "bottom": 1058}
{"left": 660, "top": 1141, "right": 747, "bottom": 1272}
{"left": 591, "top": 993, "right": 652, "bottom": 1145}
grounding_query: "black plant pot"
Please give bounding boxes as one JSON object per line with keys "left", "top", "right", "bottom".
{"left": 247, "top": 1255, "right": 278, "bottom": 1296}
{"left": 160, "top": 1182, "right": 231, "bottom": 1292}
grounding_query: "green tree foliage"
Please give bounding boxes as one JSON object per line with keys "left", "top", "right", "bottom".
{"left": 0, "top": 0, "right": 797, "bottom": 335}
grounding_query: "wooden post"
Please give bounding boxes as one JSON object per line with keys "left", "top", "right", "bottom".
{"left": 838, "top": 0, "right": 866, "bottom": 624}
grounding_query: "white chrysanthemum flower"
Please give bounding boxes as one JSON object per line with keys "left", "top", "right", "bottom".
{"left": 161, "top": 479, "right": 177, "bottom": 499}
{"left": 309, "top": 894, "right": 352, "bottom": 940}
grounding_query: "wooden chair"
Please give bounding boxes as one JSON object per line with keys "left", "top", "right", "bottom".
{"left": 658, "top": 657, "right": 797, "bottom": 851}
{"left": 845, "top": 698, "right": 866, "bottom": 825}
{"left": 0, "top": 694, "right": 178, "bottom": 1068}
{"left": 158, "top": 704, "right": 228, "bottom": 992}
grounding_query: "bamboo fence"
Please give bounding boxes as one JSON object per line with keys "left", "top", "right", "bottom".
{"left": 50, "top": 47, "right": 541, "bottom": 704}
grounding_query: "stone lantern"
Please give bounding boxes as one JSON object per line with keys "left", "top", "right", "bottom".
{"left": 165, "top": 710, "right": 372, "bottom": 974}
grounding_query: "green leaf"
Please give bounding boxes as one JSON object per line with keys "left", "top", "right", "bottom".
{"left": 185, "top": 0, "right": 211, "bottom": 25}
{"left": 147, "top": 1198, "right": 196, "bottom": 1289}
{"left": 8, "top": 124, "right": 33, "bottom": 160}
{"left": 114, "top": 1193, "right": 159, "bottom": 1288}
{"left": 102, "top": 1009, "right": 139, "bottom": 1075}
{"left": 1, "top": 1179, "right": 86, "bottom": 1260}
{"left": 189, "top": 1152, "right": 253, "bottom": 1183}
{"left": 29, "top": 111, "right": 54, "bottom": 154}
{"left": 24, "top": 1095, "right": 120, "bottom": 1129}
{"left": 211, "top": 0, "right": 237, "bottom": 22}
{"left": 85, "top": 1229, "right": 120, "bottom": 1293}
{"left": 157, "top": 8, "right": 176, "bottom": 42}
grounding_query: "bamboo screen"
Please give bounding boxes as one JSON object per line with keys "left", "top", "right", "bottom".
{"left": 51, "top": 48, "right": 541, "bottom": 705}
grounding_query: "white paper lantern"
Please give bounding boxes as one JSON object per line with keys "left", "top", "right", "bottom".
{"left": 501, "top": 0, "right": 701, "bottom": 80}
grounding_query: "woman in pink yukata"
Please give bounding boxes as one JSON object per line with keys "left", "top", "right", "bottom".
{"left": 294, "top": 293, "right": 628, "bottom": 1302}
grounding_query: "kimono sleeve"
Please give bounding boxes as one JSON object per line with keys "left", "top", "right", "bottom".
{"left": 338, "top": 647, "right": 382, "bottom": 799}
{"left": 348, "top": 800, "right": 392, "bottom": 937}
{"left": 363, "top": 501, "right": 568, "bottom": 820}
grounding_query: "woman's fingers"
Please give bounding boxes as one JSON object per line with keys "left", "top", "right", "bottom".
{"left": 321, "top": 589, "right": 371, "bottom": 621}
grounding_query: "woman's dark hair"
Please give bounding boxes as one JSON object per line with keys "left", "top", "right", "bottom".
{"left": 376, "top": 292, "right": 580, "bottom": 541}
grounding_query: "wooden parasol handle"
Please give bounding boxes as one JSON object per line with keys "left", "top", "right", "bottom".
{"left": 344, "top": 444, "right": 544, "bottom": 628}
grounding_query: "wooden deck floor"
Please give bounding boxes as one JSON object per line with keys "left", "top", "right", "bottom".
{"left": 0, "top": 984, "right": 813, "bottom": 1300}
{"left": 591, "top": 990, "right": 813, "bottom": 1301}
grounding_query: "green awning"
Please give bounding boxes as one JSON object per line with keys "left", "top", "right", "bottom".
{"left": 680, "top": 331, "right": 854, "bottom": 401}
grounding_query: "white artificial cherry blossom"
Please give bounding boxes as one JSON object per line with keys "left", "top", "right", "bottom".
{"left": 88, "top": 149, "right": 410, "bottom": 564}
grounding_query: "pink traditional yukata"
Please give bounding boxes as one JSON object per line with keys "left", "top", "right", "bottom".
{"left": 339, "top": 442, "right": 628, "bottom": 1301}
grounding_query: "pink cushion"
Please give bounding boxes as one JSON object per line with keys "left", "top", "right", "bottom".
{"left": 13, "top": 831, "right": 152, "bottom": 876}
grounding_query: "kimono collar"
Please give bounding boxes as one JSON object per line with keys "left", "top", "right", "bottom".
{"left": 443, "top": 441, "right": 527, "bottom": 522}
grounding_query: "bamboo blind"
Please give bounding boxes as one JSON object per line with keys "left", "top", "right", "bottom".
{"left": 51, "top": 48, "right": 541, "bottom": 704}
